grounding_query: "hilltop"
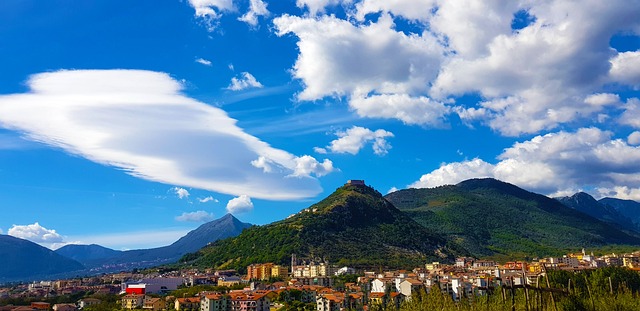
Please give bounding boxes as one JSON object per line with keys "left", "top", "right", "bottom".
{"left": 183, "top": 182, "right": 464, "bottom": 271}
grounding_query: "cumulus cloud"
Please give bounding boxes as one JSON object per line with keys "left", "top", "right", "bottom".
{"left": 350, "top": 94, "right": 449, "bottom": 126}
{"left": 227, "top": 72, "right": 263, "bottom": 91}
{"left": 226, "top": 195, "right": 254, "bottom": 214}
{"left": 8, "top": 223, "right": 64, "bottom": 247}
{"left": 238, "top": 0, "right": 269, "bottom": 26}
{"left": 195, "top": 58, "right": 212, "bottom": 66}
{"left": 187, "top": 0, "right": 235, "bottom": 31}
{"left": 619, "top": 98, "right": 640, "bottom": 128}
{"left": 628, "top": 131, "right": 640, "bottom": 145}
{"left": 172, "top": 187, "right": 191, "bottom": 199}
{"left": 610, "top": 51, "right": 640, "bottom": 88}
{"left": 321, "top": 126, "right": 394, "bottom": 156}
{"left": 429, "top": 0, "right": 640, "bottom": 135}
{"left": 410, "top": 128, "right": 640, "bottom": 200}
{"left": 276, "top": 0, "right": 640, "bottom": 136}
{"left": 175, "top": 210, "right": 215, "bottom": 222}
{"left": 292, "top": 156, "right": 335, "bottom": 177}
{"left": 198, "top": 196, "right": 218, "bottom": 203}
{"left": 0, "top": 69, "right": 334, "bottom": 200}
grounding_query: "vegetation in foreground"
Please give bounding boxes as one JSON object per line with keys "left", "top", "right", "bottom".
{"left": 373, "top": 267, "right": 640, "bottom": 311}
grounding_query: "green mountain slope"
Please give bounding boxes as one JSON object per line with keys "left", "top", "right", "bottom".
{"left": 385, "top": 178, "right": 640, "bottom": 259}
{"left": 185, "top": 183, "right": 463, "bottom": 271}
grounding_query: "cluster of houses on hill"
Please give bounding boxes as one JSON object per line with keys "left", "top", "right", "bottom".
{"left": 3, "top": 249, "right": 640, "bottom": 311}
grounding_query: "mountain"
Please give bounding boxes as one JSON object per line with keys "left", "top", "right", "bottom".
{"left": 55, "top": 244, "right": 121, "bottom": 263}
{"left": 385, "top": 178, "right": 640, "bottom": 259}
{"left": 0, "top": 235, "right": 84, "bottom": 282}
{"left": 184, "top": 182, "right": 464, "bottom": 272}
{"left": 599, "top": 198, "right": 640, "bottom": 227}
{"left": 555, "top": 192, "right": 638, "bottom": 232}
{"left": 56, "top": 214, "right": 251, "bottom": 271}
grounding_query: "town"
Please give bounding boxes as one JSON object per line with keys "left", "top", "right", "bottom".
{"left": 2, "top": 249, "right": 640, "bottom": 311}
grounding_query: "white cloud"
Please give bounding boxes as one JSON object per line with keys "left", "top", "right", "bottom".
{"left": 276, "top": 0, "right": 640, "bottom": 136}
{"left": 274, "top": 13, "right": 447, "bottom": 126}
{"left": 610, "top": 51, "right": 640, "bottom": 88}
{"left": 292, "top": 155, "right": 335, "bottom": 177}
{"left": 350, "top": 94, "right": 449, "bottom": 126}
{"left": 355, "top": 0, "right": 436, "bottom": 22}
{"left": 8, "top": 223, "right": 64, "bottom": 248}
{"left": 584, "top": 93, "right": 620, "bottom": 107}
{"left": 619, "top": 98, "right": 640, "bottom": 128}
{"left": 430, "top": 0, "right": 640, "bottom": 135}
{"left": 187, "top": 0, "right": 235, "bottom": 31}
{"left": 0, "top": 69, "right": 333, "bottom": 200}
{"left": 387, "top": 186, "right": 399, "bottom": 194}
{"left": 275, "top": 14, "right": 443, "bottom": 100}
{"left": 322, "top": 126, "right": 394, "bottom": 156}
{"left": 313, "top": 147, "right": 327, "bottom": 154}
{"left": 198, "top": 196, "right": 218, "bottom": 203}
{"left": 195, "top": 58, "right": 212, "bottom": 66}
{"left": 172, "top": 187, "right": 190, "bottom": 199}
{"left": 629, "top": 131, "right": 640, "bottom": 145}
{"left": 296, "top": 0, "right": 345, "bottom": 15}
{"left": 227, "top": 72, "right": 264, "bottom": 91}
{"left": 238, "top": 0, "right": 269, "bottom": 26}
{"left": 175, "top": 210, "right": 215, "bottom": 222}
{"left": 226, "top": 195, "right": 254, "bottom": 214}
{"left": 409, "top": 158, "right": 495, "bottom": 189}
{"left": 409, "top": 128, "right": 640, "bottom": 200}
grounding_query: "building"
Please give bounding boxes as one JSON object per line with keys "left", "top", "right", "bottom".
{"left": 271, "top": 265, "right": 289, "bottom": 278}
{"left": 346, "top": 180, "right": 365, "bottom": 186}
{"left": 143, "top": 297, "right": 166, "bottom": 311}
{"left": 316, "top": 294, "right": 343, "bottom": 311}
{"left": 228, "top": 292, "right": 271, "bottom": 311}
{"left": 122, "top": 294, "right": 145, "bottom": 310}
{"left": 247, "top": 263, "right": 275, "bottom": 280}
{"left": 200, "top": 293, "right": 229, "bottom": 311}
{"left": 218, "top": 276, "right": 243, "bottom": 287}
{"left": 175, "top": 297, "right": 200, "bottom": 310}
{"left": 398, "top": 279, "right": 424, "bottom": 298}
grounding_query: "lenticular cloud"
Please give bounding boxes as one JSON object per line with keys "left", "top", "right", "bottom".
{"left": 0, "top": 69, "right": 333, "bottom": 200}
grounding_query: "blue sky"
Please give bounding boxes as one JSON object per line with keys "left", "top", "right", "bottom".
{"left": 1, "top": 0, "right": 639, "bottom": 250}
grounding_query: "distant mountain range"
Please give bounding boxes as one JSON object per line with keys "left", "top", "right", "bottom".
{"left": 599, "top": 197, "right": 640, "bottom": 228}
{"left": 0, "top": 214, "right": 251, "bottom": 282}
{"left": 385, "top": 178, "right": 640, "bottom": 259}
{"left": 55, "top": 213, "right": 252, "bottom": 271}
{"left": 183, "top": 182, "right": 464, "bottom": 272}
{"left": 0, "top": 235, "right": 84, "bottom": 282}
{"left": 555, "top": 192, "right": 639, "bottom": 232}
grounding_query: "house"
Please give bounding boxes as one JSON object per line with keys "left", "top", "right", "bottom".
{"left": 143, "top": 297, "right": 166, "bottom": 311}
{"left": 201, "top": 293, "right": 229, "bottom": 311}
{"left": 175, "top": 297, "right": 200, "bottom": 310}
{"left": 52, "top": 304, "right": 78, "bottom": 311}
{"left": 77, "top": 298, "right": 101, "bottom": 309}
{"left": 228, "top": 292, "right": 271, "bottom": 311}
{"left": 316, "top": 294, "right": 343, "bottom": 311}
{"left": 218, "top": 276, "right": 242, "bottom": 287}
{"left": 122, "top": 294, "right": 145, "bottom": 309}
{"left": 398, "top": 279, "right": 424, "bottom": 298}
